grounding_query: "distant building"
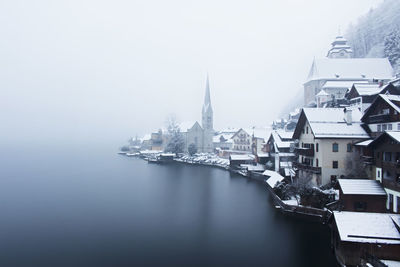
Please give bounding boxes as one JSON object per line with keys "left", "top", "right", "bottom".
{"left": 265, "top": 130, "right": 296, "bottom": 178}
{"left": 179, "top": 75, "right": 214, "bottom": 153}
{"left": 232, "top": 128, "right": 252, "bottom": 152}
{"left": 304, "top": 35, "right": 394, "bottom": 106}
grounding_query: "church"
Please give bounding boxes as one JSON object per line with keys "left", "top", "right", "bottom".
{"left": 304, "top": 35, "right": 394, "bottom": 106}
{"left": 179, "top": 75, "right": 214, "bottom": 153}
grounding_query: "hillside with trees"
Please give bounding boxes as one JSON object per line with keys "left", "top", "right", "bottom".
{"left": 346, "top": 0, "right": 400, "bottom": 72}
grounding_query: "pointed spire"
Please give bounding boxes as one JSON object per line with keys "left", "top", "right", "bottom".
{"left": 204, "top": 73, "right": 211, "bottom": 107}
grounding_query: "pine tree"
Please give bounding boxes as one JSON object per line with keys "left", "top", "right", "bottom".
{"left": 384, "top": 27, "right": 400, "bottom": 73}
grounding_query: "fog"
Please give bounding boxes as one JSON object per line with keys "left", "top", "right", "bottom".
{"left": 0, "top": 0, "right": 382, "bottom": 144}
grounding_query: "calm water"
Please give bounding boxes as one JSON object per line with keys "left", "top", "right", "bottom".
{"left": 0, "top": 142, "right": 338, "bottom": 266}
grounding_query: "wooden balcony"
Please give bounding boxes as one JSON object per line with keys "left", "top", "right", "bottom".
{"left": 368, "top": 114, "right": 391, "bottom": 123}
{"left": 295, "top": 147, "right": 314, "bottom": 157}
{"left": 360, "top": 155, "right": 375, "bottom": 165}
{"left": 293, "top": 161, "right": 321, "bottom": 174}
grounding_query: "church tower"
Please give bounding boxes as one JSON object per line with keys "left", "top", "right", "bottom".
{"left": 327, "top": 35, "right": 353, "bottom": 58}
{"left": 202, "top": 74, "right": 214, "bottom": 152}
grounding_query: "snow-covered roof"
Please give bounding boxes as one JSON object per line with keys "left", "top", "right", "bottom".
{"left": 379, "top": 94, "right": 400, "bottom": 113}
{"left": 179, "top": 121, "right": 199, "bottom": 133}
{"left": 334, "top": 211, "right": 400, "bottom": 244}
{"left": 276, "top": 130, "right": 294, "bottom": 140}
{"left": 142, "top": 134, "right": 152, "bottom": 141}
{"left": 219, "top": 128, "right": 241, "bottom": 134}
{"left": 352, "top": 83, "right": 384, "bottom": 96}
{"left": 386, "top": 131, "right": 400, "bottom": 142}
{"left": 271, "top": 131, "right": 292, "bottom": 148}
{"left": 243, "top": 127, "right": 272, "bottom": 141}
{"left": 262, "top": 170, "right": 285, "bottom": 188}
{"left": 241, "top": 164, "right": 266, "bottom": 172}
{"left": 354, "top": 139, "right": 373, "bottom": 147}
{"left": 323, "top": 81, "right": 365, "bottom": 89}
{"left": 306, "top": 58, "right": 393, "bottom": 82}
{"left": 338, "top": 179, "right": 386, "bottom": 195}
{"left": 213, "top": 133, "right": 234, "bottom": 143}
{"left": 302, "top": 108, "right": 369, "bottom": 139}
{"left": 160, "top": 153, "right": 175, "bottom": 157}
{"left": 230, "top": 154, "right": 254, "bottom": 161}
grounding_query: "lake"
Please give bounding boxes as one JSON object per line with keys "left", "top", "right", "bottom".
{"left": 0, "top": 143, "right": 337, "bottom": 266}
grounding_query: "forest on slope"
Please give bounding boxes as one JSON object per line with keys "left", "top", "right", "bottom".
{"left": 346, "top": 0, "right": 400, "bottom": 72}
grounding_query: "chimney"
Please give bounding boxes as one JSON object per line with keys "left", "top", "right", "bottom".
{"left": 344, "top": 108, "right": 352, "bottom": 125}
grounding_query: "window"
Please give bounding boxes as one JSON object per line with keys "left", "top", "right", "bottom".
{"left": 384, "top": 152, "right": 392, "bottom": 162}
{"left": 354, "top": 202, "right": 367, "bottom": 211}
{"left": 347, "top": 143, "right": 352, "bottom": 152}
{"left": 316, "top": 143, "right": 319, "bottom": 152}
{"left": 383, "top": 124, "right": 387, "bottom": 131}
{"left": 332, "top": 143, "right": 339, "bottom": 152}
{"left": 388, "top": 124, "right": 393, "bottom": 130}
{"left": 398, "top": 123, "right": 400, "bottom": 131}
{"left": 316, "top": 158, "right": 319, "bottom": 167}
{"left": 333, "top": 161, "right": 338, "bottom": 169}
{"left": 377, "top": 124, "right": 382, "bottom": 132}
{"left": 382, "top": 108, "right": 390, "bottom": 115}
{"left": 302, "top": 129, "right": 305, "bottom": 134}
{"left": 306, "top": 127, "right": 309, "bottom": 134}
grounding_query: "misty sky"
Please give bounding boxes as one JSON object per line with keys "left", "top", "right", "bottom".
{"left": 0, "top": 0, "right": 383, "bottom": 144}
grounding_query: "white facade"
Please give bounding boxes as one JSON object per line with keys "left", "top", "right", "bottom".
{"left": 232, "top": 129, "right": 252, "bottom": 152}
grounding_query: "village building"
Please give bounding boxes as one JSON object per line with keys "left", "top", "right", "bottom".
{"left": 264, "top": 130, "right": 296, "bottom": 178}
{"left": 292, "top": 108, "right": 369, "bottom": 186}
{"left": 360, "top": 94, "right": 400, "bottom": 138}
{"left": 231, "top": 128, "right": 252, "bottom": 153}
{"left": 229, "top": 154, "right": 255, "bottom": 168}
{"left": 304, "top": 35, "right": 393, "bottom": 106}
{"left": 213, "top": 133, "right": 234, "bottom": 151}
{"left": 337, "top": 179, "right": 387, "bottom": 213}
{"left": 369, "top": 131, "right": 400, "bottom": 213}
{"left": 331, "top": 211, "right": 400, "bottom": 266}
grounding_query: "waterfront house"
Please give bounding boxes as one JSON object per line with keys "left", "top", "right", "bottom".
{"left": 232, "top": 128, "right": 252, "bottom": 152}
{"left": 265, "top": 130, "right": 296, "bottom": 178}
{"left": 369, "top": 131, "right": 400, "bottom": 213}
{"left": 292, "top": 108, "right": 369, "bottom": 186}
{"left": 337, "top": 179, "right": 387, "bottom": 212}
{"left": 332, "top": 211, "right": 400, "bottom": 266}
{"left": 229, "top": 154, "right": 255, "bottom": 168}
{"left": 361, "top": 94, "right": 400, "bottom": 138}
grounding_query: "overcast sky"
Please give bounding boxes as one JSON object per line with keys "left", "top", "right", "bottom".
{"left": 0, "top": 0, "right": 383, "bottom": 144}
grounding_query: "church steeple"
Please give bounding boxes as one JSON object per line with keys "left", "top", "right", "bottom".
{"left": 202, "top": 74, "right": 213, "bottom": 131}
{"left": 327, "top": 35, "right": 353, "bottom": 58}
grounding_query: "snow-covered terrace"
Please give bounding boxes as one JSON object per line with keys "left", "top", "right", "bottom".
{"left": 334, "top": 212, "right": 400, "bottom": 244}
{"left": 338, "top": 179, "right": 386, "bottom": 195}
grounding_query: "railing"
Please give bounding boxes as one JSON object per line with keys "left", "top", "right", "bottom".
{"left": 295, "top": 147, "right": 314, "bottom": 157}
{"left": 293, "top": 161, "right": 321, "bottom": 174}
{"left": 368, "top": 114, "right": 391, "bottom": 123}
{"left": 382, "top": 178, "right": 400, "bottom": 192}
